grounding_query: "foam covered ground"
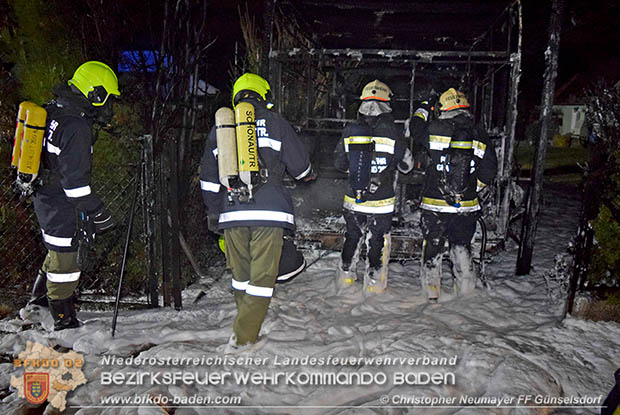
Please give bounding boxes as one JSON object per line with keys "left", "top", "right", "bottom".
{"left": 1, "top": 185, "right": 618, "bottom": 414}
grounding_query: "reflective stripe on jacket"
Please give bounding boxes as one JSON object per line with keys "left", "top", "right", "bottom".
{"left": 33, "top": 97, "right": 105, "bottom": 252}
{"left": 334, "top": 113, "right": 412, "bottom": 215}
{"left": 417, "top": 110, "right": 497, "bottom": 214}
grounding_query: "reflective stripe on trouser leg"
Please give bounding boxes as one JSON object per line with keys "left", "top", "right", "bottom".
{"left": 364, "top": 233, "right": 391, "bottom": 294}
{"left": 43, "top": 250, "right": 80, "bottom": 300}
{"left": 420, "top": 239, "right": 443, "bottom": 300}
{"left": 225, "top": 228, "right": 251, "bottom": 308}
{"left": 449, "top": 244, "right": 476, "bottom": 295}
{"left": 233, "top": 227, "right": 283, "bottom": 345}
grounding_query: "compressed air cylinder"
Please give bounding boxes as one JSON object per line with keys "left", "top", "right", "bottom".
{"left": 18, "top": 103, "right": 47, "bottom": 183}
{"left": 346, "top": 124, "right": 374, "bottom": 203}
{"left": 215, "top": 107, "right": 238, "bottom": 188}
{"left": 11, "top": 101, "right": 35, "bottom": 168}
{"left": 234, "top": 101, "right": 258, "bottom": 187}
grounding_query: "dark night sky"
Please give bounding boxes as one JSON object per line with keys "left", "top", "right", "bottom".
{"left": 522, "top": 0, "right": 619, "bottom": 96}
{"left": 96, "top": 0, "right": 618, "bottom": 112}
{"left": 204, "top": 0, "right": 618, "bottom": 101}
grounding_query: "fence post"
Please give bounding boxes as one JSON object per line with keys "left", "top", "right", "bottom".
{"left": 159, "top": 143, "right": 172, "bottom": 306}
{"left": 168, "top": 137, "right": 183, "bottom": 310}
{"left": 142, "top": 135, "right": 159, "bottom": 307}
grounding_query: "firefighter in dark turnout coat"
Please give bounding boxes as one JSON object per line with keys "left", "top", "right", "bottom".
{"left": 200, "top": 73, "right": 313, "bottom": 351}
{"left": 417, "top": 88, "right": 497, "bottom": 301}
{"left": 30, "top": 61, "right": 119, "bottom": 329}
{"left": 334, "top": 80, "right": 413, "bottom": 294}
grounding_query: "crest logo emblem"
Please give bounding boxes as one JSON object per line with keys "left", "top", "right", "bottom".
{"left": 24, "top": 373, "right": 49, "bottom": 404}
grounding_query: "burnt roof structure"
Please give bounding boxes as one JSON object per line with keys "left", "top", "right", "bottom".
{"left": 280, "top": 0, "right": 512, "bottom": 51}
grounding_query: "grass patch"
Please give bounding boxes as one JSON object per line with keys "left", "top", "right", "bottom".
{"left": 575, "top": 300, "right": 620, "bottom": 323}
{"left": 515, "top": 142, "right": 588, "bottom": 171}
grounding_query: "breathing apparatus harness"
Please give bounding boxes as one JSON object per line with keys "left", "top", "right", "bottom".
{"left": 436, "top": 118, "right": 477, "bottom": 208}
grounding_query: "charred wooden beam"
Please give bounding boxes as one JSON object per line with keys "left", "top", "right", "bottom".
{"left": 270, "top": 48, "right": 510, "bottom": 61}
{"left": 516, "top": 0, "right": 565, "bottom": 275}
{"left": 497, "top": 2, "right": 523, "bottom": 236}
{"left": 297, "top": 0, "right": 504, "bottom": 15}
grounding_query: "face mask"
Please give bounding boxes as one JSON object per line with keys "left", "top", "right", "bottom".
{"left": 95, "top": 99, "right": 115, "bottom": 128}
{"left": 358, "top": 100, "right": 392, "bottom": 116}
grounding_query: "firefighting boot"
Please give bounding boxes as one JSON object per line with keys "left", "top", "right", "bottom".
{"left": 28, "top": 269, "right": 49, "bottom": 308}
{"left": 421, "top": 255, "right": 442, "bottom": 303}
{"left": 363, "top": 267, "right": 387, "bottom": 295}
{"left": 450, "top": 244, "right": 476, "bottom": 296}
{"left": 364, "top": 233, "right": 391, "bottom": 295}
{"left": 336, "top": 261, "right": 356, "bottom": 290}
{"left": 48, "top": 297, "right": 80, "bottom": 331}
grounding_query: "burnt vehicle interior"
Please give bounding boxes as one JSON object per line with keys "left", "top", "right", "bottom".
{"left": 265, "top": 0, "right": 522, "bottom": 257}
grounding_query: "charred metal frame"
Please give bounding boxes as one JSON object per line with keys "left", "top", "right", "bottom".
{"left": 268, "top": 0, "right": 522, "bottom": 242}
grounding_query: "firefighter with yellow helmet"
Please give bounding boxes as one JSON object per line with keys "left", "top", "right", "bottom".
{"left": 27, "top": 61, "right": 120, "bottom": 330}
{"left": 199, "top": 73, "right": 313, "bottom": 353}
{"left": 417, "top": 88, "right": 497, "bottom": 302}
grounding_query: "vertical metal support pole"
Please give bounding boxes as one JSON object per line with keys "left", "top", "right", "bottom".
{"left": 473, "top": 81, "right": 480, "bottom": 121}
{"left": 517, "top": 0, "right": 564, "bottom": 275}
{"left": 112, "top": 159, "right": 141, "bottom": 337}
{"left": 408, "top": 63, "right": 417, "bottom": 119}
{"left": 332, "top": 69, "right": 338, "bottom": 118}
{"left": 276, "top": 61, "right": 283, "bottom": 112}
{"left": 168, "top": 137, "right": 183, "bottom": 310}
{"left": 143, "top": 134, "right": 159, "bottom": 307}
{"left": 489, "top": 70, "right": 495, "bottom": 130}
{"left": 498, "top": 1, "right": 523, "bottom": 236}
{"left": 408, "top": 63, "right": 417, "bottom": 158}
{"left": 306, "top": 65, "right": 315, "bottom": 121}
{"left": 325, "top": 69, "right": 332, "bottom": 118}
{"left": 159, "top": 146, "right": 171, "bottom": 307}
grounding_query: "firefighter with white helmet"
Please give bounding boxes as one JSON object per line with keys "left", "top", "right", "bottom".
{"left": 417, "top": 88, "right": 497, "bottom": 302}
{"left": 333, "top": 79, "right": 413, "bottom": 294}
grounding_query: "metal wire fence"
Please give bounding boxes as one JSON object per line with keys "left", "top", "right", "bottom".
{"left": 0, "top": 159, "right": 138, "bottom": 309}
{"left": 0, "top": 134, "right": 220, "bottom": 312}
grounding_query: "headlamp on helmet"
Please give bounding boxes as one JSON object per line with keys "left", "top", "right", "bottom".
{"left": 68, "top": 61, "right": 120, "bottom": 107}
{"left": 232, "top": 73, "right": 274, "bottom": 109}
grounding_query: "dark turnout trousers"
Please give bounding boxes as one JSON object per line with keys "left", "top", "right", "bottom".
{"left": 341, "top": 210, "right": 392, "bottom": 271}
{"left": 420, "top": 211, "right": 477, "bottom": 300}
{"left": 224, "top": 226, "right": 283, "bottom": 345}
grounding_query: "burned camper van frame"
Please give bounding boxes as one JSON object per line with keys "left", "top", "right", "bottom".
{"left": 264, "top": 0, "right": 523, "bottom": 259}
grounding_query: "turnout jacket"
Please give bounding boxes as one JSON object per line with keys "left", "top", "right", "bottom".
{"left": 334, "top": 112, "right": 413, "bottom": 215}
{"left": 33, "top": 88, "right": 106, "bottom": 252}
{"left": 200, "top": 99, "right": 312, "bottom": 231}
{"left": 418, "top": 109, "right": 497, "bottom": 214}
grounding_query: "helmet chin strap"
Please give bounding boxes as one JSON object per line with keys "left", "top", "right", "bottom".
{"left": 234, "top": 90, "right": 274, "bottom": 109}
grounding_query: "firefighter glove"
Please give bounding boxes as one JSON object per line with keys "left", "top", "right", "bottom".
{"left": 76, "top": 210, "right": 97, "bottom": 272}
{"left": 93, "top": 208, "right": 116, "bottom": 233}
{"left": 77, "top": 241, "right": 97, "bottom": 273}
